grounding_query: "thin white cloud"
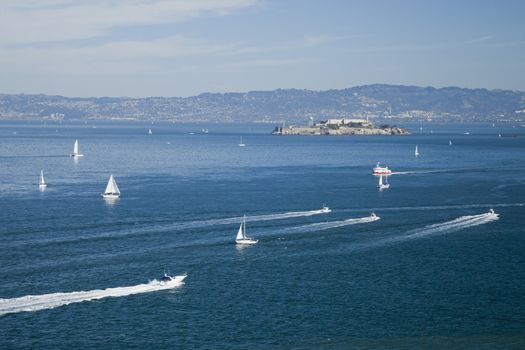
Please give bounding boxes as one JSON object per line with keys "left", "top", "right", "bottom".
{"left": 466, "top": 36, "right": 493, "bottom": 44}
{"left": 0, "top": 35, "right": 248, "bottom": 75}
{"left": 0, "top": 0, "right": 258, "bottom": 45}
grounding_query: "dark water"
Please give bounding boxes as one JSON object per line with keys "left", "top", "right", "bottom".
{"left": 0, "top": 121, "right": 524, "bottom": 349}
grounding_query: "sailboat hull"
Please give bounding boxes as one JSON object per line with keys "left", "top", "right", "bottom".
{"left": 71, "top": 154, "right": 84, "bottom": 157}
{"left": 236, "top": 238, "right": 258, "bottom": 245}
{"left": 102, "top": 193, "right": 120, "bottom": 198}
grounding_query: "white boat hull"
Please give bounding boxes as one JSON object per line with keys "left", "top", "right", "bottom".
{"left": 379, "top": 184, "right": 390, "bottom": 190}
{"left": 236, "top": 238, "right": 258, "bottom": 245}
{"left": 39, "top": 184, "right": 47, "bottom": 189}
{"left": 102, "top": 193, "right": 120, "bottom": 199}
{"left": 159, "top": 274, "right": 187, "bottom": 286}
{"left": 71, "top": 154, "right": 84, "bottom": 157}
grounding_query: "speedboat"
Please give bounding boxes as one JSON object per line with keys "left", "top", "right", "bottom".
{"left": 159, "top": 273, "right": 187, "bottom": 285}
{"left": 373, "top": 162, "right": 392, "bottom": 175}
{"left": 370, "top": 212, "right": 380, "bottom": 220}
{"left": 321, "top": 205, "right": 331, "bottom": 213}
{"left": 161, "top": 273, "right": 174, "bottom": 282}
{"left": 487, "top": 208, "right": 498, "bottom": 217}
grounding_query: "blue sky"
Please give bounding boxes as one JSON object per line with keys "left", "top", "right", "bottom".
{"left": 0, "top": 0, "right": 524, "bottom": 97}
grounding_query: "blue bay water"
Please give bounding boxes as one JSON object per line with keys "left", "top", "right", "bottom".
{"left": 0, "top": 120, "right": 524, "bottom": 349}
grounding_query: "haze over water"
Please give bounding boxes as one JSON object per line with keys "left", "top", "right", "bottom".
{"left": 1, "top": 121, "right": 524, "bottom": 349}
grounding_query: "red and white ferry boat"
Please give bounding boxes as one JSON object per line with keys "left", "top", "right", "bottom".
{"left": 373, "top": 162, "right": 392, "bottom": 175}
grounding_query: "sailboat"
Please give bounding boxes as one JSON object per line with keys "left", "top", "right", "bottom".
{"left": 449, "top": 140, "right": 452, "bottom": 146}
{"left": 238, "top": 136, "right": 246, "bottom": 147}
{"left": 235, "top": 215, "right": 258, "bottom": 245}
{"left": 71, "top": 139, "right": 84, "bottom": 157}
{"left": 101, "top": 175, "right": 120, "bottom": 198}
{"left": 415, "top": 145, "right": 419, "bottom": 157}
{"left": 39, "top": 170, "right": 47, "bottom": 189}
{"left": 148, "top": 128, "right": 153, "bottom": 135}
{"left": 378, "top": 174, "right": 390, "bottom": 190}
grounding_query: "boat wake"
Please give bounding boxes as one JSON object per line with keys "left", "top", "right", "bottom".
{"left": 11, "top": 208, "right": 331, "bottom": 247}
{"left": 364, "top": 211, "right": 499, "bottom": 248}
{"left": 0, "top": 276, "right": 186, "bottom": 316}
{"left": 277, "top": 215, "right": 379, "bottom": 235}
{"left": 402, "top": 211, "right": 499, "bottom": 240}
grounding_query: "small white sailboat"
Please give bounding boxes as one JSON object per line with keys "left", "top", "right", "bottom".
{"left": 148, "top": 128, "right": 153, "bottom": 135}
{"left": 415, "top": 145, "right": 419, "bottom": 157}
{"left": 71, "top": 139, "right": 84, "bottom": 157}
{"left": 101, "top": 175, "right": 120, "bottom": 198}
{"left": 238, "top": 136, "right": 246, "bottom": 147}
{"left": 449, "top": 140, "right": 452, "bottom": 146}
{"left": 39, "top": 170, "right": 47, "bottom": 189}
{"left": 235, "top": 215, "right": 257, "bottom": 245}
{"left": 378, "top": 174, "right": 390, "bottom": 190}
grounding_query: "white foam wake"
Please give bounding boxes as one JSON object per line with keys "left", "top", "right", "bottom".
{"left": 278, "top": 215, "right": 380, "bottom": 235}
{"left": 0, "top": 275, "right": 186, "bottom": 316}
{"left": 365, "top": 211, "right": 500, "bottom": 248}
{"left": 404, "top": 212, "right": 499, "bottom": 239}
{"left": 11, "top": 208, "right": 332, "bottom": 247}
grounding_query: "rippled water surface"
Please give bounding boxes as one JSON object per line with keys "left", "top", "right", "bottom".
{"left": 1, "top": 121, "right": 524, "bottom": 349}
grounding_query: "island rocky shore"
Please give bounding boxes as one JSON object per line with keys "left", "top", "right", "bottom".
{"left": 272, "top": 118, "right": 409, "bottom": 136}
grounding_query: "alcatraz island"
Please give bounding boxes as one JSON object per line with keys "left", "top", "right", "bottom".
{"left": 272, "top": 118, "right": 409, "bottom": 136}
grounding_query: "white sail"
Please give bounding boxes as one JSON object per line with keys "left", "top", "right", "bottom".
{"left": 148, "top": 128, "right": 152, "bottom": 135}
{"left": 73, "top": 140, "right": 79, "bottom": 155}
{"left": 415, "top": 145, "right": 419, "bottom": 156}
{"left": 238, "top": 136, "right": 245, "bottom": 146}
{"left": 104, "top": 175, "right": 120, "bottom": 195}
{"left": 39, "top": 170, "right": 46, "bottom": 186}
{"left": 449, "top": 140, "right": 452, "bottom": 146}
{"left": 378, "top": 174, "right": 384, "bottom": 187}
{"left": 236, "top": 222, "right": 244, "bottom": 240}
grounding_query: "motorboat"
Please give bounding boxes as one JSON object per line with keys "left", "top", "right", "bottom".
{"left": 159, "top": 273, "right": 187, "bottom": 285}
{"left": 321, "top": 205, "right": 331, "bottom": 213}
{"left": 370, "top": 212, "right": 380, "bottom": 220}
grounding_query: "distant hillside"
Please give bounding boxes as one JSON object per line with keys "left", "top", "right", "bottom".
{"left": 1, "top": 84, "right": 524, "bottom": 123}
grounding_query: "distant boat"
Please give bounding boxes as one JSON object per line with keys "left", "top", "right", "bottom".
{"left": 235, "top": 215, "right": 258, "bottom": 245}
{"left": 148, "top": 128, "right": 153, "bottom": 135}
{"left": 464, "top": 132, "right": 470, "bottom": 135}
{"left": 71, "top": 139, "right": 84, "bottom": 157}
{"left": 159, "top": 272, "right": 187, "bottom": 286}
{"left": 201, "top": 128, "right": 209, "bottom": 134}
{"left": 39, "top": 170, "right": 47, "bottom": 189}
{"left": 373, "top": 162, "right": 391, "bottom": 175}
{"left": 238, "top": 136, "right": 246, "bottom": 147}
{"left": 101, "top": 175, "right": 120, "bottom": 199}
{"left": 449, "top": 140, "right": 452, "bottom": 146}
{"left": 370, "top": 212, "right": 380, "bottom": 220}
{"left": 321, "top": 205, "right": 331, "bottom": 213}
{"left": 378, "top": 174, "right": 390, "bottom": 191}
{"left": 415, "top": 145, "right": 419, "bottom": 157}
{"left": 487, "top": 208, "right": 498, "bottom": 217}
{"left": 498, "top": 133, "right": 502, "bottom": 138}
